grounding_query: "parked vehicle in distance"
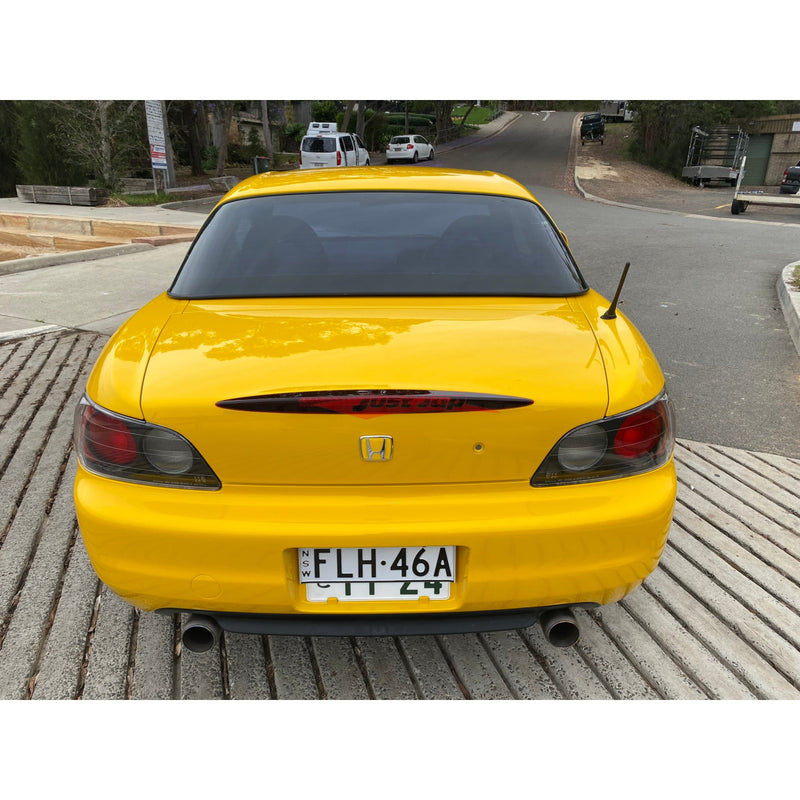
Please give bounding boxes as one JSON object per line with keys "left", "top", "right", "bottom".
{"left": 599, "top": 101, "right": 635, "bottom": 122}
{"left": 386, "top": 134, "right": 434, "bottom": 163}
{"left": 580, "top": 112, "right": 605, "bottom": 145}
{"left": 299, "top": 122, "right": 370, "bottom": 169}
{"left": 780, "top": 161, "right": 800, "bottom": 194}
{"left": 73, "top": 167, "right": 676, "bottom": 651}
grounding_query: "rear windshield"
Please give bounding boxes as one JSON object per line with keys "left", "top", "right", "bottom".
{"left": 302, "top": 137, "right": 336, "bottom": 153}
{"left": 169, "top": 191, "right": 588, "bottom": 298}
{"left": 390, "top": 136, "right": 411, "bottom": 144}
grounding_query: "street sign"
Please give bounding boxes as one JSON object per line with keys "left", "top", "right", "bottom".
{"left": 145, "top": 100, "right": 168, "bottom": 170}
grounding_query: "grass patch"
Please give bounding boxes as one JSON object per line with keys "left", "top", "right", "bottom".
{"left": 111, "top": 192, "right": 172, "bottom": 206}
{"left": 453, "top": 105, "right": 496, "bottom": 125}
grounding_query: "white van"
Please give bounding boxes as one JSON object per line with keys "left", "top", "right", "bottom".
{"left": 299, "top": 122, "right": 370, "bottom": 169}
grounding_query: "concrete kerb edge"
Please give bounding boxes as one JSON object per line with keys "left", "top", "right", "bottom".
{"left": 0, "top": 243, "right": 155, "bottom": 276}
{"left": 777, "top": 262, "right": 800, "bottom": 358}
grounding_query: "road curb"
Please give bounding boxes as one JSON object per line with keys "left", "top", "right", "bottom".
{"left": 0, "top": 243, "right": 155, "bottom": 276}
{"left": 777, "top": 262, "right": 800, "bottom": 357}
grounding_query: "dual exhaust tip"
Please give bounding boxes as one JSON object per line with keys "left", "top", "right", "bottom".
{"left": 180, "top": 607, "right": 581, "bottom": 653}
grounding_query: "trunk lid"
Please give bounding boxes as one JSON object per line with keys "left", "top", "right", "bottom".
{"left": 140, "top": 298, "right": 608, "bottom": 486}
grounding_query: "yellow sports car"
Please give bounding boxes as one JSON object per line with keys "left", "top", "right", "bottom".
{"left": 74, "top": 167, "right": 676, "bottom": 652}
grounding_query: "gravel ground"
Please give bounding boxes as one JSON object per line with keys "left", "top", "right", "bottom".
{"left": 575, "top": 123, "right": 696, "bottom": 204}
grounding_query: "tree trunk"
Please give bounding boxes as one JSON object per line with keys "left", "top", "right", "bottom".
{"left": 97, "top": 100, "right": 113, "bottom": 187}
{"left": 458, "top": 102, "right": 477, "bottom": 128}
{"left": 341, "top": 101, "right": 355, "bottom": 132}
{"left": 434, "top": 101, "right": 454, "bottom": 144}
{"left": 356, "top": 102, "right": 366, "bottom": 140}
{"left": 260, "top": 100, "right": 273, "bottom": 158}
{"left": 215, "top": 101, "right": 233, "bottom": 176}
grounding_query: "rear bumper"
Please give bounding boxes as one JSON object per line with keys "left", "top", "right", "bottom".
{"left": 75, "top": 460, "right": 676, "bottom": 619}
{"left": 162, "top": 602, "right": 598, "bottom": 636}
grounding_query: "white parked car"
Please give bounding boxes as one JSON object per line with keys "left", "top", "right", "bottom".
{"left": 299, "top": 122, "right": 370, "bottom": 170}
{"left": 386, "top": 134, "right": 435, "bottom": 163}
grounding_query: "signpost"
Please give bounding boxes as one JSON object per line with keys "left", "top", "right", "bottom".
{"left": 144, "top": 100, "right": 175, "bottom": 192}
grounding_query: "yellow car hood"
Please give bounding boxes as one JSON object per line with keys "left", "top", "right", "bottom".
{"left": 137, "top": 296, "right": 613, "bottom": 486}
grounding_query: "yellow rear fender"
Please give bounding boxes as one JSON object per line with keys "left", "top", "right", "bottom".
{"left": 86, "top": 293, "right": 187, "bottom": 420}
{"left": 570, "top": 291, "right": 666, "bottom": 416}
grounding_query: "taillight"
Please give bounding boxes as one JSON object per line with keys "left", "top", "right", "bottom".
{"left": 74, "top": 396, "right": 220, "bottom": 489}
{"left": 531, "top": 391, "right": 675, "bottom": 486}
{"left": 83, "top": 409, "right": 137, "bottom": 465}
{"left": 299, "top": 149, "right": 302, "bottom": 165}
{"left": 613, "top": 407, "right": 664, "bottom": 458}
{"left": 407, "top": 144, "right": 414, "bottom": 149}
{"left": 337, "top": 150, "right": 342, "bottom": 165}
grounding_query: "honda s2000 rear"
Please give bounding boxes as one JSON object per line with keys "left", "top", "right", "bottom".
{"left": 74, "top": 168, "right": 676, "bottom": 650}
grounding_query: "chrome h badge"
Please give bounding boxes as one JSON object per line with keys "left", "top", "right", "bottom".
{"left": 360, "top": 435, "right": 393, "bottom": 462}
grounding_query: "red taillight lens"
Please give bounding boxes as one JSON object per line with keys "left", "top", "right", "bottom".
{"left": 406, "top": 144, "right": 414, "bottom": 149}
{"left": 83, "top": 409, "right": 137, "bottom": 465}
{"left": 337, "top": 151, "right": 342, "bottom": 165}
{"left": 613, "top": 408, "right": 663, "bottom": 458}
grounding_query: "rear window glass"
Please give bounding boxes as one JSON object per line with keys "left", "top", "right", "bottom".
{"left": 302, "top": 137, "right": 336, "bottom": 153}
{"left": 390, "top": 136, "right": 411, "bottom": 144}
{"left": 169, "top": 191, "right": 588, "bottom": 299}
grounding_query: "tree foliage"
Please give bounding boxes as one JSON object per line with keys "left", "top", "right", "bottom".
{"left": 0, "top": 102, "right": 21, "bottom": 196}
{"left": 627, "top": 100, "right": 799, "bottom": 177}
{"left": 14, "top": 101, "right": 88, "bottom": 187}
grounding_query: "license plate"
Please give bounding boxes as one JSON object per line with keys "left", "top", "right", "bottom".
{"left": 306, "top": 580, "right": 451, "bottom": 602}
{"left": 299, "top": 546, "right": 455, "bottom": 583}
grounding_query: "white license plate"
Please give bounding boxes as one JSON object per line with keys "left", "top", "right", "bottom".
{"left": 306, "top": 580, "right": 451, "bottom": 602}
{"left": 299, "top": 546, "right": 455, "bottom": 584}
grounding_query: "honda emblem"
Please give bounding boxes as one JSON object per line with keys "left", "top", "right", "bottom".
{"left": 360, "top": 435, "right": 393, "bottom": 462}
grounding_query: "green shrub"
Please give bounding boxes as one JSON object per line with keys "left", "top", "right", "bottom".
{"left": 202, "top": 145, "right": 218, "bottom": 171}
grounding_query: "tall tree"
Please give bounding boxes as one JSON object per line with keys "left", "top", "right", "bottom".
{"left": 341, "top": 101, "right": 355, "bottom": 133}
{"left": 213, "top": 101, "right": 234, "bottom": 176}
{"left": 14, "top": 101, "right": 87, "bottom": 186}
{"left": 53, "top": 100, "right": 145, "bottom": 189}
{"left": 260, "top": 100, "right": 273, "bottom": 159}
{"left": 433, "top": 101, "right": 455, "bottom": 143}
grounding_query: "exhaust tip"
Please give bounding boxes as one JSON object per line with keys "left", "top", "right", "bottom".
{"left": 540, "top": 607, "right": 580, "bottom": 648}
{"left": 181, "top": 614, "right": 221, "bottom": 653}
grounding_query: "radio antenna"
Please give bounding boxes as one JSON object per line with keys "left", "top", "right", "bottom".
{"left": 601, "top": 262, "right": 630, "bottom": 320}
